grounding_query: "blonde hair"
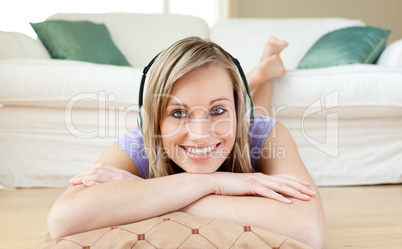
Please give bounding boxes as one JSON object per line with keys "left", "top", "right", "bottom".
{"left": 142, "top": 37, "right": 253, "bottom": 178}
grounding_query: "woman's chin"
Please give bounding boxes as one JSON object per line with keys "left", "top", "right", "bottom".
{"left": 179, "top": 163, "right": 221, "bottom": 174}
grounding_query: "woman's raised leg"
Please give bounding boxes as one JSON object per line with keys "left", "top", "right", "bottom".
{"left": 246, "top": 37, "right": 288, "bottom": 116}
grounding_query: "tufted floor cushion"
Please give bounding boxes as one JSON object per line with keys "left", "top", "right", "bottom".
{"left": 37, "top": 212, "right": 311, "bottom": 249}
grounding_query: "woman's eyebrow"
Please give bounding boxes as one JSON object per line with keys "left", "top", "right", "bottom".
{"left": 167, "top": 100, "right": 188, "bottom": 108}
{"left": 209, "top": 97, "right": 231, "bottom": 105}
{"left": 166, "top": 97, "right": 231, "bottom": 108}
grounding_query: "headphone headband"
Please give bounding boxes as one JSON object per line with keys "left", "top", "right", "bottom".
{"left": 138, "top": 52, "right": 161, "bottom": 108}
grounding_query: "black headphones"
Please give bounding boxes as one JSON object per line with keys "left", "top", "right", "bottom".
{"left": 137, "top": 52, "right": 255, "bottom": 132}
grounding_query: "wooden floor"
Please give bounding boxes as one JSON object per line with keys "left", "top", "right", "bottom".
{"left": 320, "top": 185, "right": 402, "bottom": 249}
{"left": 0, "top": 185, "right": 401, "bottom": 249}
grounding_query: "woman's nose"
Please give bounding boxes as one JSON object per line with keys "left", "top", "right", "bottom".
{"left": 185, "top": 118, "right": 211, "bottom": 140}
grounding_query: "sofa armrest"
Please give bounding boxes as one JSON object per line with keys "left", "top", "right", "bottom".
{"left": 377, "top": 39, "right": 402, "bottom": 68}
{"left": 0, "top": 31, "right": 50, "bottom": 59}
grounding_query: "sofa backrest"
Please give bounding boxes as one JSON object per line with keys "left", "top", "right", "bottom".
{"left": 210, "top": 18, "right": 365, "bottom": 72}
{"left": 1, "top": 14, "right": 365, "bottom": 71}
{"left": 47, "top": 13, "right": 210, "bottom": 68}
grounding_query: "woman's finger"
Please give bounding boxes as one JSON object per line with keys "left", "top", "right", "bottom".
{"left": 260, "top": 180, "right": 310, "bottom": 201}
{"left": 254, "top": 185, "right": 292, "bottom": 204}
{"left": 82, "top": 180, "right": 99, "bottom": 187}
{"left": 69, "top": 176, "right": 82, "bottom": 184}
{"left": 70, "top": 164, "right": 138, "bottom": 186}
{"left": 82, "top": 164, "right": 134, "bottom": 179}
{"left": 262, "top": 175, "right": 316, "bottom": 197}
{"left": 276, "top": 174, "right": 310, "bottom": 186}
{"left": 69, "top": 168, "right": 109, "bottom": 184}
{"left": 244, "top": 174, "right": 306, "bottom": 202}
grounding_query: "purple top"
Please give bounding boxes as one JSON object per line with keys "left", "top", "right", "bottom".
{"left": 114, "top": 115, "right": 277, "bottom": 178}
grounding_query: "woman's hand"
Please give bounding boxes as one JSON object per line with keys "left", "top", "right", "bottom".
{"left": 69, "top": 163, "right": 141, "bottom": 187}
{"left": 210, "top": 172, "right": 316, "bottom": 203}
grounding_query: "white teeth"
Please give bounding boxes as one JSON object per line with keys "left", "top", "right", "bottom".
{"left": 185, "top": 145, "right": 216, "bottom": 155}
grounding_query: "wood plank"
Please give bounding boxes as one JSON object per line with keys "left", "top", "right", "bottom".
{"left": 0, "top": 188, "right": 65, "bottom": 248}
{"left": 320, "top": 185, "right": 402, "bottom": 248}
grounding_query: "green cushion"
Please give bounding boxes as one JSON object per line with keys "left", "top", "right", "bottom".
{"left": 297, "top": 26, "right": 390, "bottom": 69}
{"left": 30, "top": 20, "right": 130, "bottom": 66}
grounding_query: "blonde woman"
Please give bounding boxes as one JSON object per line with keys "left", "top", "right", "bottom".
{"left": 48, "top": 37, "right": 325, "bottom": 248}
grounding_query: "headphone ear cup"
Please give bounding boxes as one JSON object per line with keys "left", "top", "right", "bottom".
{"left": 229, "top": 55, "right": 254, "bottom": 125}
{"left": 137, "top": 105, "right": 149, "bottom": 134}
{"left": 138, "top": 53, "right": 161, "bottom": 134}
{"left": 245, "top": 93, "right": 255, "bottom": 124}
{"left": 137, "top": 111, "right": 143, "bottom": 133}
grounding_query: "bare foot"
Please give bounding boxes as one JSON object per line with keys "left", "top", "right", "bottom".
{"left": 261, "top": 36, "right": 288, "bottom": 62}
{"left": 247, "top": 37, "right": 288, "bottom": 91}
{"left": 247, "top": 54, "right": 286, "bottom": 91}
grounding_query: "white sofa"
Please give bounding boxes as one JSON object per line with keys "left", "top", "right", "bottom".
{"left": 1, "top": 13, "right": 402, "bottom": 188}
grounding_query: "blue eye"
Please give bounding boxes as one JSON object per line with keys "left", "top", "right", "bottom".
{"left": 211, "top": 106, "right": 225, "bottom": 115}
{"left": 172, "top": 110, "right": 188, "bottom": 118}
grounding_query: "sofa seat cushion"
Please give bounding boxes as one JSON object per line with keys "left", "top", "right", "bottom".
{"left": 281, "top": 114, "right": 402, "bottom": 186}
{"left": 0, "top": 59, "right": 141, "bottom": 108}
{"left": 271, "top": 66, "right": 402, "bottom": 187}
{"left": 272, "top": 64, "right": 402, "bottom": 119}
{"left": 0, "top": 105, "right": 137, "bottom": 188}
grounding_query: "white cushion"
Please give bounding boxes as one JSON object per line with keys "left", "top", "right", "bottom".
{"left": 47, "top": 13, "right": 209, "bottom": 68}
{"left": 0, "top": 31, "right": 50, "bottom": 59}
{"left": 271, "top": 65, "right": 402, "bottom": 186}
{"left": 281, "top": 114, "right": 402, "bottom": 186}
{"left": 0, "top": 59, "right": 142, "bottom": 108}
{"left": 377, "top": 39, "right": 402, "bottom": 68}
{"left": 210, "top": 18, "right": 365, "bottom": 72}
{"left": 272, "top": 64, "right": 402, "bottom": 119}
{"left": 0, "top": 106, "right": 137, "bottom": 187}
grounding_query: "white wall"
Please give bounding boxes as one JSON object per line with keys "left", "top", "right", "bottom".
{"left": 0, "top": 0, "right": 225, "bottom": 38}
{"left": 0, "top": 0, "right": 165, "bottom": 37}
{"left": 237, "top": 0, "right": 402, "bottom": 43}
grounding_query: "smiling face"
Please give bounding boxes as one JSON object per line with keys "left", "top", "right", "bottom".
{"left": 160, "top": 65, "right": 237, "bottom": 174}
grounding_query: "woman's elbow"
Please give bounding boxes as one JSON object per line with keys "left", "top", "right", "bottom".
{"left": 301, "top": 216, "right": 325, "bottom": 249}
{"left": 47, "top": 204, "right": 87, "bottom": 240}
{"left": 47, "top": 208, "right": 68, "bottom": 239}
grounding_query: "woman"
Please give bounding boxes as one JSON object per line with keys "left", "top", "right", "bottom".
{"left": 48, "top": 37, "right": 325, "bottom": 248}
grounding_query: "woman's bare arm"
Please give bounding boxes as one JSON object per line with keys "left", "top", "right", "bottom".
{"left": 48, "top": 135, "right": 318, "bottom": 242}
{"left": 47, "top": 144, "right": 216, "bottom": 239}
{"left": 180, "top": 122, "right": 325, "bottom": 249}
